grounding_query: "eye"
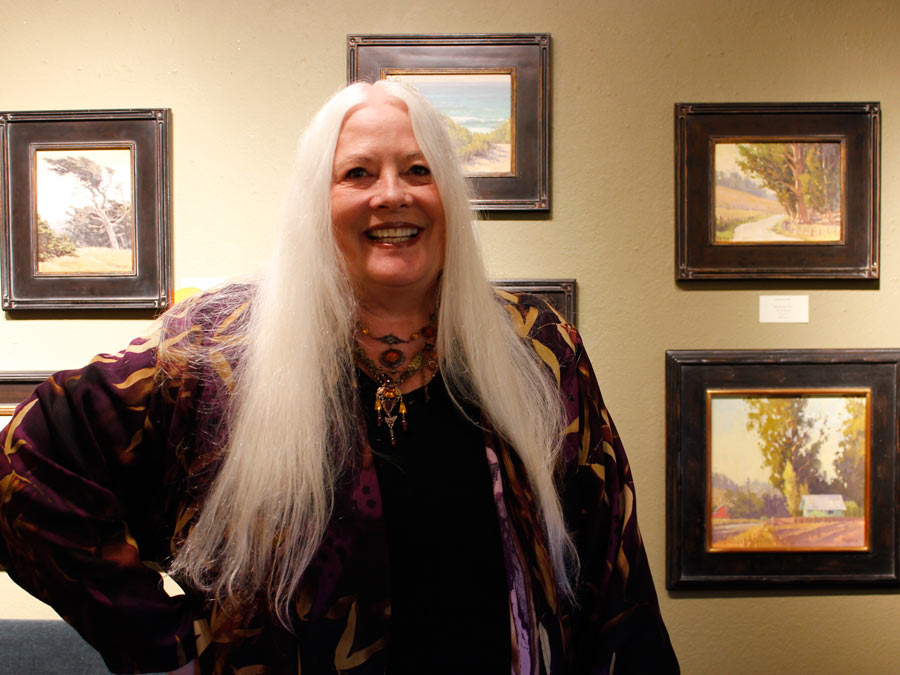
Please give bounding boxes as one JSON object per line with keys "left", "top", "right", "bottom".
{"left": 344, "top": 166, "right": 370, "bottom": 179}
{"left": 408, "top": 164, "right": 431, "bottom": 177}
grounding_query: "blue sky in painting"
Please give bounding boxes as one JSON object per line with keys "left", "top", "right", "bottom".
{"left": 392, "top": 76, "right": 511, "bottom": 134}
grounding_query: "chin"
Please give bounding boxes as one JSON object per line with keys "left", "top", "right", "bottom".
{"left": 360, "top": 268, "right": 440, "bottom": 295}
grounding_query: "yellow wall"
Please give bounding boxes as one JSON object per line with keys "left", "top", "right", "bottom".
{"left": 2, "top": 0, "right": 900, "bottom": 670}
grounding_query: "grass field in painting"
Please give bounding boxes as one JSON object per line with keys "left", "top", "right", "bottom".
{"left": 711, "top": 516, "right": 864, "bottom": 550}
{"left": 714, "top": 141, "right": 842, "bottom": 243}
{"left": 714, "top": 185, "right": 787, "bottom": 240}
{"left": 37, "top": 246, "right": 134, "bottom": 275}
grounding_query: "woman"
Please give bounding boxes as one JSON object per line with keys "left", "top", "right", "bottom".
{"left": 0, "top": 81, "right": 677, "bottom": 673}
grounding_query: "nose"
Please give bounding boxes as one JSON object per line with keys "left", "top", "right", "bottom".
{"left": 370, "top": 171, "right": 411, "bottom": 209}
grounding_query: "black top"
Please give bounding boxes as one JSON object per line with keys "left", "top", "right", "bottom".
{"left": 357, "top": 369, "right": 511, "bottom": 674}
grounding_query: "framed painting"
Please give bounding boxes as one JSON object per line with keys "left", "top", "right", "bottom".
{"left": 1, "top": 109, "right": 172, "bottom": 310}
{"left": 0, "top": 372, "right": 50, "bottom": 428}
{"left": 666, "top": 349, "right": 900, "bottom": 589}
{"left": 1, "top": 371, "right": 68, "bottom": 619}
{"left": 675, "top": 102, "right": 880, "bottom": 279}
{"left": 347, "top": 33, "right": 550, "bottom": 211}
{"left": 491, "top": 278, "right": 575, "bottom": 325}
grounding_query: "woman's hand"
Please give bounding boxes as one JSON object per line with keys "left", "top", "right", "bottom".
{"left": 168, "top": 659, "right": 196, "bottom": 675}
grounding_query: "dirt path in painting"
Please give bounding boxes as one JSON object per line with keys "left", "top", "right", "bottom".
{"left": 732, "top": 214, "right": 796, "bottom": 242}
{"left": 771, "top": 518, "right": 865, "bottom": 548}
{"left": 464, "top": 143, "right": 511, "bottom": 175}
{"left": 711, "top": 521, "right": 760, "bottom": 542}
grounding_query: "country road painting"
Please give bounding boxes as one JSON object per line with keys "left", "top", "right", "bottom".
{"left": 709, "top": 391, "right": 868, "bottom": 552}
{"left": 713, "top": 141, "right": 843, "bottom": 244}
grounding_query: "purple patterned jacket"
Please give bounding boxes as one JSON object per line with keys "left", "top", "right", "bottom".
{"left": 0, "top": 286, "right": 677, "bottom": 674}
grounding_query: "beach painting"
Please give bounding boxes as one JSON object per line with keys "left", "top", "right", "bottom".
{"left": 386, "top": 71, "right": 514, "bottom": 176}
{"left": 34, "top": 147, "right": 135, "bottom": 275}
{"left": 708, "top": 391, "right": 868, "bottom": 552}
{"left": 713, "top": 141, "right": 843, "bottom": 244}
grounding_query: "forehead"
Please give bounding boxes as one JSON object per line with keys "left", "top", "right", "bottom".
{"left": 334, "top": 97, "right": 418, "bottom": 153}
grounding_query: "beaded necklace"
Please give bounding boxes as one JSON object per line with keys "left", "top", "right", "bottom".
{"left": 356, "top": 319, "right": 436, "bottom": 370}
{"left": 353, "top": 322, "right": 438, "bottom": 446}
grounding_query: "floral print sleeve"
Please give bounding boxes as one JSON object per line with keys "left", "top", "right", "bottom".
{"left": 0, "top": 334, "right": 197, "bottom": 673}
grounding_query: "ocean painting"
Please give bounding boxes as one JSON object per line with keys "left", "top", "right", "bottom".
{"left": 714, "top": 141, "right": 843, "bottom": 244}
{"left": 708, "top": 391, "right": 867, "bottom": 552}
{"left": 387, "top": 72, "right": 514, "bottom": 176}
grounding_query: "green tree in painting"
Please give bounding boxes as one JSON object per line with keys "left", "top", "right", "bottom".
{"left": 745, "top": 396, "right": 829, "bottom": 517}
{"left": 833, "top": 398, "right": 866, "bottom": 505}
{"left": 736, "top": 143, "right": 841, "bottom": 226}
{"left": 803, "top": 143, "right": 841, "bottom": 225}
{"left": 725, "top": 482, "right": 765, "bottom": 518}
{"left": 781, "top": 461, "right": 802, "bottom": 517}
{"left": 737, "top": 144, "right": 798, "bottom": 217}
{"left": 44, "top": 156, "right": 132, "bottom": 250}
{"left": 36, "top": 216, "right": 76, "bottom": 261}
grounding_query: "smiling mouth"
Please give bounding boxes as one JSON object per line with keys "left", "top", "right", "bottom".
{"left": 366, "top": 226, "right": 422, "bottom": 244}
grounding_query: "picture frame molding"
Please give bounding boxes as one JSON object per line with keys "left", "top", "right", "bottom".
{"left": 665, "top": 349, "right": 900, "bottom": 589}
{"left": 347, "top": 33, "right": 550, "bottom": 212}
{"left": 675, "top": 102, "right": 880, "bottom": 280}
{"left": 490, "top": 278, "right": 576, "bottom": 325}
{"left": 1, "top": 108, "right": 172, "bottom": 311}
{"left": 0, "top": 371, "right": 52, "bottom": 418}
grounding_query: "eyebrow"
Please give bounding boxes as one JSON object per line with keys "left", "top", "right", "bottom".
{"left": 335, "top": 151, "right": 427, "bottom": 165}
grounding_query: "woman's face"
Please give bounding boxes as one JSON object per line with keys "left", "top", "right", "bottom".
{"left": 330, "top": 95, "right": 446, "bottom": 307}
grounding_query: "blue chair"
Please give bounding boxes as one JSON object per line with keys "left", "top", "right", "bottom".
{"left": 0, "top": 620, "right": 168, "bottom": 674}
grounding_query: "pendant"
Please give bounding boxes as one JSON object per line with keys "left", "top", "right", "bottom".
{"left": 375, "top": 379, "right": 407, "bottom": 445}
{"left": 376, "top": 333, "right": 407, "bottom": 345}
{"left": 379, "top": 347, "right": 405, "bottom": 370}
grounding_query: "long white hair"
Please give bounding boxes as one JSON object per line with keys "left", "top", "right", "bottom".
{"left": 167, "top": 80, "right": 575, "bottom": 624}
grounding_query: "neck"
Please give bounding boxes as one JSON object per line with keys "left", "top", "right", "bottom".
{"left": 356, "top": 288, "right": 437, "bottom": 336}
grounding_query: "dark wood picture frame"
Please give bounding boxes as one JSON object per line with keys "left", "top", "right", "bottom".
{"left": 491, "top": 278, "right": 576, "bottom": 325}
{"left": 0, "top": 372, "right": 51, "bottom": 420}
{"left": 666, "top": 349, "right": 900, "bottom": 589}
{"left": 675, "top": 102, "right": 880, "bottom": 279}
{"left": 1, "top": 109, "right": 172, "bottom": 310}
{"left": 347, "top": 33, "right": 550, "bottom": 212}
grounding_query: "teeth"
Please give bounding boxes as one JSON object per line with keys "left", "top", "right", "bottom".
{"left": 367, "top": 226, "right": 419, "bottom": 241}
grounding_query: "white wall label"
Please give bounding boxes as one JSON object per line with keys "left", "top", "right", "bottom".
{"left": 759, "top": 295, "right": 809, "bottom": 323}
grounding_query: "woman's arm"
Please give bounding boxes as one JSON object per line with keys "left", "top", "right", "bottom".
{"left": 560, "top": 333, "right": 679, "bottom": 673}
{"left": 0, "top": 336, "right": 198, "bottom": 673}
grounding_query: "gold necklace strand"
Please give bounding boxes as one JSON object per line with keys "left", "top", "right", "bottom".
{"left": 353, "top": 342, "right": 437, "bottom": 445}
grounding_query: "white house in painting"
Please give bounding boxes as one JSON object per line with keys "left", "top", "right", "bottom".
{"left": 800, "top": 494, "right": 847, "bottom": 518}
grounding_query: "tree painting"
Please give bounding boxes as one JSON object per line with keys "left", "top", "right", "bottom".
{"left": 386, "top": 72, "right": 513, "bottom": 176}
{"left": 713, "top": 141, "right": 842, "bottom": 244}
{"left": 833, "top": 397, "right": 866, "bottom": 506}
{"left": 709, "top": 392, "right": 867, "bottom": 551}
{"left": 34, "top": 148, "right": 135, "bottom": 275}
